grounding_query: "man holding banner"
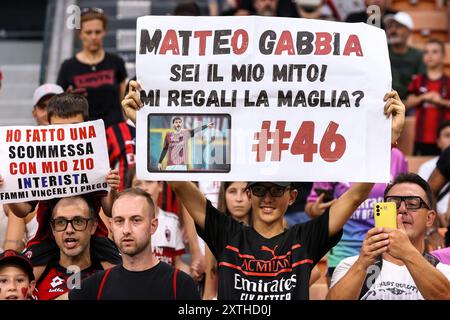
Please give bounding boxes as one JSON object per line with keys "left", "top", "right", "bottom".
{"left": 121, "top": 14, "right": 406, "bottom": 299}
{"left": 122, "top": 80, "right": 405, "bottom": 299}
{"left": 0, "top": 93, "right": 121, "bottom": 272}
{"left": 32, "top": 196, "right": 104, "bottom": 300}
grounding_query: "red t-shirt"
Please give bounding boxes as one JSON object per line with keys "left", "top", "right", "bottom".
{"left": 33, "top": 261, "right": 101, "bottom": 300}
{"left": 408, "top": 74, "right": 450, "bottom": 144}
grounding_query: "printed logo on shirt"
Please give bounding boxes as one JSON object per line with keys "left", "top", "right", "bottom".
{"left": 50, "top": 276, "right": 64, "bottom": 288}
{"left": 220, "top": 244, "right": 313, "bottom": 300}
{"left": 365, "top": 281, "right": 419, "bottom": 299}
{"left": 73, "top": 70, "right": 115, "bottom": 88}
{"left": 25, "top": 250, "right": 32, "bottom": 259}
{"left": 153, "top": 246, "right": 176, "bottom": 266}
{"left": 234, "top": 273, "right": 297, "bottom": 300}
{"left": 221, "top": 244, "right": 311, "bottom": 276}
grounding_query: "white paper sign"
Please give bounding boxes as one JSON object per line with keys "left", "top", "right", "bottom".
{"left": 136, "top": 16, "right": 392, "bottom": 183}
{"left": 0, "top": 120, "right": 110, "bottom": 203}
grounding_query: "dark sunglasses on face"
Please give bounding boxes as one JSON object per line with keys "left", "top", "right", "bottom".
{"left": 249, "top": 185, "right": 289, "bottom": 197}
{"left": 50, "top": 216, "right": 93, "bottom": 232}
{"left": 384, "top": 196, "right": 430, "bottom": 210}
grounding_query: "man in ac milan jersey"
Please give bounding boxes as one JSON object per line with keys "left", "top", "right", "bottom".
{"left": 0, "top": 94, "right": 121, "bottom": 269}
{"left": 158, "top": 117, "right": 214, "bottom": 171}
{"left": 406, "top": 39, "right": 450, "bottom": 156}
{"left": 32, "top": 196, "right": 106, "bottom": 300}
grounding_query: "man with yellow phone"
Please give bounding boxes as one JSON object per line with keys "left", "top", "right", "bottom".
{"left": 327, "top": 173, "right": 450, "bottom": 300}
{"left": 374, "top": 201, "right": 398, "bottom": 229}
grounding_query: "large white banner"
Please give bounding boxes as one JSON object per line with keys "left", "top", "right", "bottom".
{"left": 0, "top": 120, "right": 110, "bottom": 203}
{"left": 136, "top": 16, "right": 392, "bottom": 183}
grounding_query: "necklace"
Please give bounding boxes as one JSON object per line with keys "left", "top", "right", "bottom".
{"left": 77, "top": 50, "right": 104, "bottom": 72}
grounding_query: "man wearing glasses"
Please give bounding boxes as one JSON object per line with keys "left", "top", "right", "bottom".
{"left": 31, "top": 196, "right": 105, "bottom": 300}
{"left": 327, "top": 173, "right": 450, "bottom": 300}
{"left": 166, "top": 178, "right": 383, "bottom": 300}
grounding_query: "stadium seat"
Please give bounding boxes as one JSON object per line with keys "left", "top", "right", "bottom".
{"left": 409, "top": 10, "right": 448, "bottom": 45}
{"left": 397, "top": 116, "right": 416, "bottom": 156}
{"left": 445, "top": 43, "right": 450, "bottom": 75}
{"left": 391, "top": 0, "right": 443, "bottom": 11}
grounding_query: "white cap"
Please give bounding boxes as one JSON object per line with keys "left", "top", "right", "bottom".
{"left": 384, "top": 12, "right": 414, "bottom": 30}
{"left": 32, "top": 83, "right": 64, "bottom": 106}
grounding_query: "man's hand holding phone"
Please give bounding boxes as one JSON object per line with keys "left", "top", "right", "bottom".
{"left": 356, "top": 227, "right": 390, "bottom": 269}
{"left": 383, "top": 214, "right": 416, "bottom": 260}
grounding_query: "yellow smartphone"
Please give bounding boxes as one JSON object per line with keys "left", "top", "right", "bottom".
{"left": 373, "top": 202, "right": 397, "bottom": 229}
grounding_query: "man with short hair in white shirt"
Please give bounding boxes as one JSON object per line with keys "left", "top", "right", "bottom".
{"left": 418, "top": 120, "right": 450, "bottom": 227}
{"left": 327, "top": 173, "right": 450, "bottom": 300}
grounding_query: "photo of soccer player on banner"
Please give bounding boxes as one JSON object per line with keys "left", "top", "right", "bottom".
{"left": 147, "top": 113, "right": 231, "bottom": 173}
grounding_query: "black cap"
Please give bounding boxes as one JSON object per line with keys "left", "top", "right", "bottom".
{"left": 0, "top": 250, "right": 34, "bottom": 281}
{"left": 247, "top": 182, "right": 291, "bottom": 187}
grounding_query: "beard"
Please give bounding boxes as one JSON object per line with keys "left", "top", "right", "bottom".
{"left": 119, "top": 239, "right": 149, "bottom": 256}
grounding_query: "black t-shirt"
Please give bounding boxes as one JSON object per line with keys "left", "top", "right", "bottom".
{"left": 437, "top": 146, "right": 450, "bottom": 181}
{"left": 68, "top": 262, "right": 200, "bottom": 300}
{"left": 196, "top": 201, "right": 342, "bottom": 300}
{"left": 57, "top": 52, "right": 127, "bottom": 128}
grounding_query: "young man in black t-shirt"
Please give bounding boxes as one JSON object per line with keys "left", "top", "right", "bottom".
{"left": 121, "top": 81, "right": 407, "bottom": 300}
{"left": 67, "top": 188, "right": 199, "bottom": 300}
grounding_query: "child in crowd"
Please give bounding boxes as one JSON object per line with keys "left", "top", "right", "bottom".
{"left": 0, "top": 250, "right": 35, "bottom": 300}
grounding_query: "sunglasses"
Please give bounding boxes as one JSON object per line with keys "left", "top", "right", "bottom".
{"left": 384, "top": 196, "right": 430, "bottom": 210}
